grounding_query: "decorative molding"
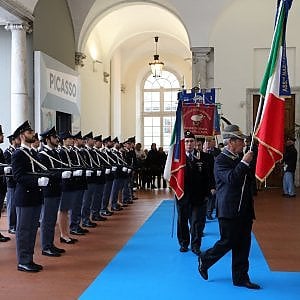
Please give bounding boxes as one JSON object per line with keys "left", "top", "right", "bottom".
{"left": 75, "top": 52, "right": 86, "bottom": 67}
{"left": 191, "top": 47, "right": 211, "bottom": 64}
{"left": 0, "top": 0, "right": 34, "bottom": 23}
{"left": 5, "top": 22, "right": 32, "bottom": 33}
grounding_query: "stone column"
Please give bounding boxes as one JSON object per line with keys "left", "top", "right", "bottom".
{"left": 191, "top": 47, "right": 211, "bottom": 89}
{"left": 5, "top": 23, "right": 32, "bottom": 131}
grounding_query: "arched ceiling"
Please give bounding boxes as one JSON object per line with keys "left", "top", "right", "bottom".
{"left": 84, "top": 4, "right": 190, "bottom": 62}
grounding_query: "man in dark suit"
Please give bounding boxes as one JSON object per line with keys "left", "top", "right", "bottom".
{"left": 4, "top": 133, "right": 21, "bottom": 235}
{"left": 0, "top": 125, "right": 10, "bottom": 242}
{"left": 12, "top": 121, "right": 49, "bottom": 272}
{"left": 198, "top": 124, "right": 260, "bottom": 289}
{"left": 38, "top": 127, "right": 66, "bottom": 257}
{"left": 176, "top": 130, "right": 214, "bottom": 256}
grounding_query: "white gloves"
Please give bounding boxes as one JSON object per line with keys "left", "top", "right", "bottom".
{"left": 105, "top": 168, "right": 111, "bottom": 175}
{"left": 127, "top": 168, "right": 132, "bottom": 174}
{"left": 122, "top": 167, "right": 128, "bottom": 173}
{"left": 62, "top": 171, "right": 72, "bottom": 179}
{"left": 86, "top": 170, "right": 93, "bottom": 177}
{"left": 73, "top": 169, "right": 83, "bottom": 177}
{"left": 112, "top": 166, "right": 117, "bottom": 172}
{"left": 4, "top": 166, "right": 12, "bottom": 175}
{"left": 38, "top": 177, "right": 49, "bottom": 187}
{"left": 97, "top": 170, "right": 102, "bottom": 176}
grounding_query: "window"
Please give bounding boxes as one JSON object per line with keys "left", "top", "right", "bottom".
{"left": 142, "top": 71, "right": 180, "bottom": 151}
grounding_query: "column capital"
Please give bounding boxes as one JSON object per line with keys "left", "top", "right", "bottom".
{"left": 5, "top": 22, "right": 32, "bottom": 33}
{"left": 75, "top": 52, "right": 87, "bottom": 67}
{"left": 191, "top": 47, "right": 212, "bottom": 64}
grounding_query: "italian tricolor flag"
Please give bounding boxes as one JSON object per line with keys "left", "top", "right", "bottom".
{"left": 255, "top": 0, "right": 292, "bottom": 181}
{"left": 164, "top": 100, "right": 186, "bottom": 199}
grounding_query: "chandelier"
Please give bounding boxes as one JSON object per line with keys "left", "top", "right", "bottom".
{"left": 149, "top": 36, "right": 164, "bottom": 77}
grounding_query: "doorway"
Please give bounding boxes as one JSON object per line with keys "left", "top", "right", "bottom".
{"left": 56, "top": 111, "right": 72, "bottom": 134}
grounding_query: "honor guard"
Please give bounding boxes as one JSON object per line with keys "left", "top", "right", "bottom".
{"left": 12, "top": 121, "right": 49, "bottom": 272}
{"left": 92, "top": 135, "right": 111, "bottom": 219}
{"left": 0, "top": 125, "right": 10, "bottom": 242}
{"left": 79, "top": 132, "right": 99, "bottom": 227}
{"left": 57, "top": 131, "right": 81, "bottom": 243}
{"left": 38, "top": 127, "right": 66, "bottom": 256}
{"left": 4, "top": 133, "right": 21, "bottom": 235}
{"left": 100, "top": 136, "right": 115, "bottom": 216}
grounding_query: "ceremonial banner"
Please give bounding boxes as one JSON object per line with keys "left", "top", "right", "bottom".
{"left": 164, "top": 100, "right": 185, "bottom": 199}
{"left": 255, "top": 0, "right": 292, "bottom": 181}
{"left": 182, "top": 104, "right": 215, "bottom": 136}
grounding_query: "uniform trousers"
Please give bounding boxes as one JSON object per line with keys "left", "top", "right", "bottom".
{"left": 176, "top": 196, "right": 207, "bottom": 251}
{"left": 6, "top": 187, "right": 17, "bottom": 230}
{"left": 283, "top": 171, "right": 296, "bottom": 196}
{"left": 91, "top": 184, "right": 105, "bottom": 218}
{"left": 81, "top": 183, "right": 98, "bottom": 224}
{"left": 201, "top": 217, "right": 253, "bottom": 284}
{"left": 110, "top": 178, "right": 123, "bottom": 208}
{"left": 69, "top": 190, "right": 85, "bottom": 231}
{"left": 16, "top": 205, "right": 41, "bottom": 264}
{"left": 122, "top": 177, "right": 131, "bottom": 203}
{"left": 101, "top": 179, "right": 113, "bottom": 212}
{"left": 40, "top": 196, "right": 60, "bottom": 250}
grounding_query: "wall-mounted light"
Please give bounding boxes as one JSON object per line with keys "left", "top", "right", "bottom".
{"left": 93, "top": 60, "right": 102, "bottom": 72}
{"left": 103, "top": 71, "right": 110, "bottom": 83}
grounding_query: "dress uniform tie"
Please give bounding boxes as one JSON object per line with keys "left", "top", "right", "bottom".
{"left": 189, "top": 152, "right": 193, "bottom": 161}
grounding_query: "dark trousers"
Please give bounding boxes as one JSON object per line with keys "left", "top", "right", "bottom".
{"left": 201, "top": 217, "right": 253, "bottom": 284}
{"left": 6, "top": 187, "right": 17, "bottom": 230}
{"left": 110, "top": 178, "right": 123, "bottom": 208}
{"left": 91, "top": 184, "right": 105, "bottom": 217}
{"left": 40, "top": 196, "right": 60, "bottom": 250}
{"left": 176, "top": 196, "right": 207, "bottom": 250}
{"left": 81, "top": 183, "right": 98, "bottom": 224}
{"left": 101, "top": 179, "right": 113, "bottom": 212}
{"left": 16, "top": 205, "right": 41, "bottom": 264}
{"left": 206, "top": 194, "right": 216, "bottom": 216}
{"left": 70, "top": 190, "right": 84, "bottom": 231}
{"left": 0, "top": 192, "right": 5, "bottom": 217}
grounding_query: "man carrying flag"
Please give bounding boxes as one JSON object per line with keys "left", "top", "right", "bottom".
{"left": 255, "top": 0, "right": 293, "bottom": 182}
{"left": 164, "top": 100, "right": 214, "bottom": 255}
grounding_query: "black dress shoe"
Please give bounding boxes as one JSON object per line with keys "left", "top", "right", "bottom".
{"left": 198, "top": 255, "right": 208, "bottom": 280}
{"left": 70, "top": 229, "right": 85, "bottom": 235}
{"left": 60, "top": 237, "right": 75, "bottom": 244}
{"left": 179, "top": 246, "right": 189, "bottom": 252}
{"left": 30, "top": 262, "right": 43, "bottom": 271}
{"left": 8, "top": 228, "right": 16, "bottom": 234}
{"left": 92, "top": 215, "right": 107, "bottom": 221}
{"left": 192, "top": 248, "right": 201, "bottom": 256}
{"left": 206, "top": 214, "right": 213, "bottom": 220}
{"left": 42, "top": 249, "right": 61, "bottom": 257}
{"left": 0, "top": 233, "right": 11, "bottom": 242}
{"left": 17, "top": 263, "right": 40, "bottom": 272}
{"left": 51, "top": 245, "right": 66, "bottom": 253}
{"left": 234, "top": 281, "right": 261, "bottom": 289}
{"left": 111, "top": 206, "right": 122, "bottom": 211}
{"left": 78, "top": 227, "right": 89, "bottom": 233}
{"left": 82, "top": 221, "right": 97, "bottom": 228}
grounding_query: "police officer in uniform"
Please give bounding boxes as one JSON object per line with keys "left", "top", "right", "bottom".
{"left": 12, "top": 121, "right": 49, "bottom": 272}
{"left": 0, "top": 125, "right": 10, "bottom": 242}
{"left": 38, "top": 127, "right": 66, "bottom": 257}
{"left": 176, "top": 130, "right": 214, "bottom": 256}
{"left": 4, "top": 133, "right": 21, "bottom": 234}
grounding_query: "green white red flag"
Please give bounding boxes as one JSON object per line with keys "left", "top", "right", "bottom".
{"left": 163, "top": 99, "right": 186, "bottom": 199}
{"left": 255, "top": 0, "right": 292, "bottom": 182}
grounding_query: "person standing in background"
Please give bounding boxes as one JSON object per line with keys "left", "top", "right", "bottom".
{"left": 283, "top": 137, "right": 298, "bottom": 198}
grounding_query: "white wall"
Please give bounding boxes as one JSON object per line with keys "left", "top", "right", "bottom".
{"left": 210, "top": 0, "right": 300, "bottom": 133}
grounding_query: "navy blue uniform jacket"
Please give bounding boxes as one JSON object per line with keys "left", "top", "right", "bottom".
{"left": 11, "top": 148, "right": 43, "bottom": 207}
{"left": 214, "top": 149, "right": 255, "bottom": 220}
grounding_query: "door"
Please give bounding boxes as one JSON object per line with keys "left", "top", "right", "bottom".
{"left": 253, "top": 94, "right": 295, "bottom": 187}
{"left": 56, "top": 111, "right": 71, "bottom": 134}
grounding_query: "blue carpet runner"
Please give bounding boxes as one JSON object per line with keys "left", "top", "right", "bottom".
{"left": 80, "top": 200, "right": 300, "bottom": 300}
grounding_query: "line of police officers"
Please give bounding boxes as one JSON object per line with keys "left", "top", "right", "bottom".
{"left": 0, "top": 121, "right": 137, "bottom": 272}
